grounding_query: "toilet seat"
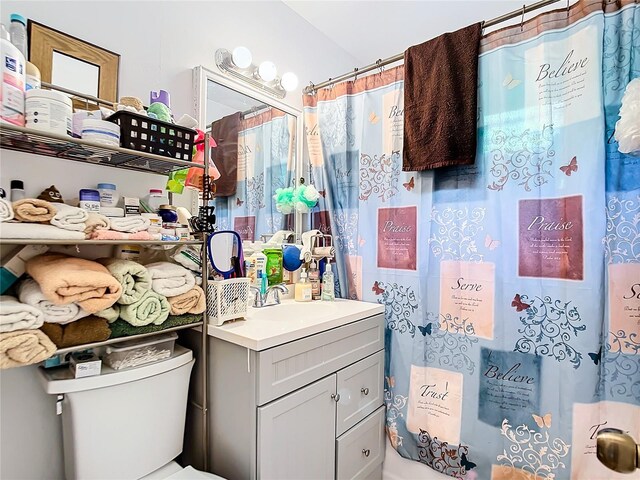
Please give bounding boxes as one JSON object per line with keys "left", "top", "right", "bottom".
{"left": 141, "top": 462, "right": 225, "bottom": 480}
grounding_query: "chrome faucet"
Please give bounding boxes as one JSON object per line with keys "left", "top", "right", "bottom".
{"left": 250, "top": 284, "right": 289, "bottom": 308}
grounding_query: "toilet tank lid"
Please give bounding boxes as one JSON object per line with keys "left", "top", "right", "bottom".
{"left": 38, "top": 345, "right": 193, "bottom": 395}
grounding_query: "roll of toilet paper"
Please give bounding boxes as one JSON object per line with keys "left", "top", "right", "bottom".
{"left": 312, "top": 246, "right": 335, "bottom": 258}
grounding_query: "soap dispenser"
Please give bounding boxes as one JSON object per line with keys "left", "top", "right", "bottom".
{"left": 308, "top": 260, "right": 321, "bottom": 300}
{"left": 321, "top": 262, "right": 335, "bottom": 301}
{"left": 295, "top": 270, "right": 312, "bottom": 302}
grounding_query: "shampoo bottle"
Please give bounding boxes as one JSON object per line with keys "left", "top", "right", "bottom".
{"left": 321, "top": 262, "right": 335, "bottom": 301}
{"left": 295, "top": 270, "right": 312, "bottom": 303}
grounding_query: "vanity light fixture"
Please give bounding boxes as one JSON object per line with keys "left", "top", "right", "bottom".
{"left": 215, "top": 48, "right": 297, "bottom": 99}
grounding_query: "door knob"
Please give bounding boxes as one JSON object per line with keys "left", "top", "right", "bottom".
{"left": 361, "top": 387, "right": 369, "bottom": 395}
{"left": 362, "top": 448, "right": 370, "bottom": 457}
{"left": 597, "top": 428, "right": 640, "bottom": 473}
{"left": 331, "top": 393, "right": 341, "bottom": 402}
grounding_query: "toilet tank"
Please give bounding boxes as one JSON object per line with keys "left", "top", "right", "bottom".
{"left": 39, "top": 345, "right": 194, "bottom": 480}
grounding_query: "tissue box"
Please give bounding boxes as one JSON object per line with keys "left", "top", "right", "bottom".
{"left": 69, "top": 352, "right": 101, "bottom": 378}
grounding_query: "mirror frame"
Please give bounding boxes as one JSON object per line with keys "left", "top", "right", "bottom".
{"left": 193, "top": 65, "right": 304, "bottom": 242}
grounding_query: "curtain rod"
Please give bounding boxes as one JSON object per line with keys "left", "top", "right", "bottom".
{"left": 303, "top": 0, "right": 563, "bottom": 94}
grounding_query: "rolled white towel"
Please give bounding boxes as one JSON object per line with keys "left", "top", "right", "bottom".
{"left": 110, "top": 216, "right": 150, "bottom": 233}
{"left": 17, "top": 279, "right": 90, "bottom": 325}
{"left": 0, "top": 199, "right": 14, "bottom": 222}
{"left": 0, "top": 295, "right": 44, "bottom": 333}
{"left": 145, "top": 262, "right": 196, "bottom": 297}
{"left": 51, "top": 203, "right": 88, "bottom": 232}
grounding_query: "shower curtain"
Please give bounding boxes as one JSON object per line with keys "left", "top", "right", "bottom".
{"left": 215, "top": 109, "right": 294, "bottom": 240}
{"left": 303, "top": 1, "right": 639, "bottom": 478}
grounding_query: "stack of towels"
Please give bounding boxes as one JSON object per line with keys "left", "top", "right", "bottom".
{"left": 0, "top": 254, "right": 205, "bottom": 369}
{"left": 0, "top": 197, "right": 156, "bottom": 240}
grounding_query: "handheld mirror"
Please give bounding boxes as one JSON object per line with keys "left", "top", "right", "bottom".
{"left": 207, "top": 230, "right": 244, "bottom": 279}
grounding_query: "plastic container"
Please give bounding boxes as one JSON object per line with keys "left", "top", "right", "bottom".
{"left": 8, "top": 14, "right": 27, "bottom": 59}
{"left": 295, "top": 271, "right": 312, "bottom": 302}
{"left": 321, "top": 262, "right": 335, "bottom": 301}
{"left": 158, "top": 204, "right": 178, "bottom": 223}
{"left": 79, "top": 188, "right": 100, "bottom": 213}
{"left": 10, "top": 180, "right": 24, "bottom": 201}
{"left": 207, "top": 278, "right": 250, "bottom": 326}
{"left": 82, "top": 118, "right": 120, "bottom": 146}
{"left": 97, "top": 183, "right": 119, "bottom": 207}
{"left": 106, "top": 110, "right": 196, "bottom": 161}
{"left": 102, "top": 332, "right": 177, "bottom": 370}
{"left": 308, "top": 260, "right": 320, "bottom": 300}
{"left": 26, "top": 88, "right": 72, "bottom": 136}
{"left": 144, "top": 189, "right": 168, "bottom": 213}
{"left": 1, "top": 24, "right": 26, "bottom": 126}
{"left": 25, "top": 62, "right": 40, "bottom": 91}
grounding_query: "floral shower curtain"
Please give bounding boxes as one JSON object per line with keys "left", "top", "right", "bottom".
{"left": 303, "top": 1, "right": 639, "bottom": 478}
{"left": 215, "top": 109, "right": 294, "bottom": 240}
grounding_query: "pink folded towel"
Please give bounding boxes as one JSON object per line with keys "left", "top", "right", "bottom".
{"left": 89, "top": 230, "right": 152, "bottom": 241}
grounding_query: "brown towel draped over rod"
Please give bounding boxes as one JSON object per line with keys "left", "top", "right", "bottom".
{"left": 303, "top": 0, "right": 565, "bottom": 94}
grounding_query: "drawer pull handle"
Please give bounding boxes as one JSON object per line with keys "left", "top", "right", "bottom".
{"left": 362, "top": 449, "right": 371, "bottom": 457}
{"left": 361, "top": 387, "right": 369, "bottom": 396}
{"left": 331, "top": 393, "right": 341, "bottom": 402}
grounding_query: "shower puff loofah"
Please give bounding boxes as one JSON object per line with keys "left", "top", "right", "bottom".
{"left": 274, "top": 187, "right": 295, "bottom": 214}
{"left": 293, "top": 184, "right": 320, "bottom": 213}
{"left": 614, "top": 78, "right": 640, "bottom": 155}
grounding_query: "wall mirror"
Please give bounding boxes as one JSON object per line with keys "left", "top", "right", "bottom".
{"left": 194, "top": 66, "right": 302, "bottom": 242}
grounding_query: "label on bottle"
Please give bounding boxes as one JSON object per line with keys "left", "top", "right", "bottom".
{"left": 301, "top": 288, "right": 312, "bottom": 301}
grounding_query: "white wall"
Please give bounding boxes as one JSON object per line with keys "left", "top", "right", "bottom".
{"left": 0, "top": 2, "right": 357, "bottom": 479}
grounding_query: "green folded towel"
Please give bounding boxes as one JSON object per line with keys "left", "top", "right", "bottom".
{"left": 94, "top": 304, "right": 120, "bottom": 323}
{"left": 98, "top": 258, "right": 151, "bottom": 305}
{"left": 109, "top": 314, "right": 202, "bottom": 338}
{"left": 119, "top": 290, "right": 170, "bottom": 327}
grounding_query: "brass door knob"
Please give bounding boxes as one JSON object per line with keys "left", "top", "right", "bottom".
{"left": 597, "top": 428, "right": 640, "bottom": 473}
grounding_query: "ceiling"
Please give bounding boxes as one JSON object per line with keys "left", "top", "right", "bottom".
{"left": 283, "top": 0, "right": 566, "bottom": 67}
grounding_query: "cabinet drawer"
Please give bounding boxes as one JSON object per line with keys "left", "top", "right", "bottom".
{"left": 336, "top": 406, "right": 385, "bottom": 480}
{"left": 336, "top": 351, "right": 384, "bottom": 435}
{"left": 256, "top": 314, "right": 384, "bottom": 405}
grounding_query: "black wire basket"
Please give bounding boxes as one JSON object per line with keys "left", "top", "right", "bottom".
{"left": 106, "top": 111, "right": 196, "bottom": 161}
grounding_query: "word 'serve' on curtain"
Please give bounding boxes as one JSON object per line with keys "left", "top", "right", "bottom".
{"left": 215, "top": 109, "right": 295, "bottom": 241}
{"left": 302, "top": 0, "right": 639, "bottom": 478}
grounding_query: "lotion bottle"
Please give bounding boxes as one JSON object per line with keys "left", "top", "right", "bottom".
{"left": 295, "top": 270, "right": 312, "bottom": 303}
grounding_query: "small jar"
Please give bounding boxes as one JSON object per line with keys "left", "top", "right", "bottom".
{"left": 97, "top": 183, "right": 119, "bottom": 208}
{"left": 79, "top": 189, "right": 101, "bottom": 213}
{"left": 158, "top": 204, "right": 178, "bottom": 223}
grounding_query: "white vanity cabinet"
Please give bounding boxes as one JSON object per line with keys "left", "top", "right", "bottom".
{"left": 183, "top": 300, "right": 386, "bottom": 480}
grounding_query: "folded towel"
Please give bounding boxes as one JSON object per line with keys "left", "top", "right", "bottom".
{"left": 109, "top": 216, "right": 150, "bottom": 233}
{"left": 26, "top": 254, "right": 122, "bottom": 314}
{"left": 146, "top": 262, "right": 196, "bottom": 297}
{"left": 89, "top": 230, "right": 152, "bottom": 241}
{"left": 109, "top": 313, "right": 202, "bottom": 338}
{"left": 168, "top": 286, "right": 206, "bottom": 315}
{"left": 50, "top": 203, "right": 89, "bottom": 232}
{"left": 94, "top": 304, "right": 120, "bottom": 323}
{"left": 119, "top": 290, "right": 170, "bottom": 327}
{"left": 12, "top": 198, "right": 57, "bottom": 223}
{"left": 40, "top": 316, "right": 110, "bottom": 348}
{"left": 84, "top": 213, "right": 110, "bottom": 235}
{"left": 0, "top": 222, "right": 86, "bottom": 240}
{"left": 17, "top": 279, "right": 89, "bottom": 325}
{"left": 0, "top": 198, "right": 14, "bottom": 222}
{"left": 403, "top": 23, "right": 482, "bottom": 171}
{"left": 0, "top": 329, "right": 56, "bottom": 369}
{"left": 97, "top": 258, "right": 151, "bottom": 305}
{"left": 0, "top": 295, "right": 43, "bottom": 333}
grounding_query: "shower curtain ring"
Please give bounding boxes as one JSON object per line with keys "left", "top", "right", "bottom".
{"left": 353, "top": 67, "right": 359, "bottom": 82}
{"left": 520, "top": 4, "right": 526, "bottom": 31}
{"left": 566, "top": 0, "right": 570, "bottom": 17}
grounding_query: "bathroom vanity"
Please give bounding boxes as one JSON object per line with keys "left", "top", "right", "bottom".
{"left": 183, "top": 299, "right": 385, "bottom": 480}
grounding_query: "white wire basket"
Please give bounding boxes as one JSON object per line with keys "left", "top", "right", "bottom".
{"left": 206, "top": 278, "right": 250, "bottom": 326}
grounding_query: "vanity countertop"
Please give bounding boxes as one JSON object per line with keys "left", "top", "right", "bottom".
{"left": 207, "top": 299, "right": 384, "bottom": 351}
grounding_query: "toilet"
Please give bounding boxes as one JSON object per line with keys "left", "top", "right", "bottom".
{"left": 39, "top": 345, "right": 223, "bottom": 480}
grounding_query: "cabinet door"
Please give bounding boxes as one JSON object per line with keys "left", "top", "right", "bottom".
{"left": 336, "top": 350, "right": 384, "bottom": 436}
{"left": 258, "top": 375, "right": 336, "bottom": 480}
{"left": 336, "top": 406, "right": 385, "bottom": 480}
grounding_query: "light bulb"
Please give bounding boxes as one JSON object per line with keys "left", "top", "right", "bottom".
{"left": 281, "top": 72, "right": 299, "bottom": 92}
{"left": 258, "top": 61, "right": 277, "bottom": 82}
{"left": 231, "top": 46, "right": 252, "bottom": 69}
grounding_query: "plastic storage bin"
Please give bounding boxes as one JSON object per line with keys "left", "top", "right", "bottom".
{"left": 106, "top": 110, "right": 196, "bottom": 161}
{"left": 103, "top": 332, "right": 177, "bottom": 370}
{"left": 207, "top": 278, "right": 250, "bottom": 326}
